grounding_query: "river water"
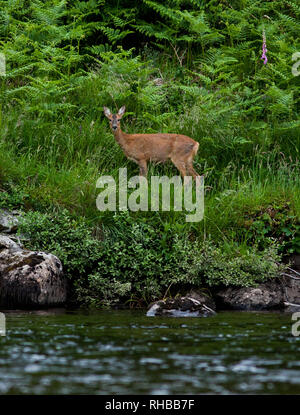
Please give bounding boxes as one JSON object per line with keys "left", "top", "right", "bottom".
{"left": 0, "top": 309, "right": 300, "bottom": 394}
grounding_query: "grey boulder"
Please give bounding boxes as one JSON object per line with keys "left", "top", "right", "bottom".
{"left": 215, "top": 280, "right": 284, "bottom": 311}
{"left": 0, "top": 235, "right": 67, "bottom": 308}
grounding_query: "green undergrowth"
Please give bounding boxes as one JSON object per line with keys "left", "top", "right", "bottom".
{"left": 16, "top": 209, "right": 284, "bottom": 308}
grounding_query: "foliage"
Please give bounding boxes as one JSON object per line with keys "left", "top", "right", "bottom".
{"left": 0, "top": 186, "right": 29, "bottom": 210}
{"left": 195, "top": 241, "right": 283, "bottom": 288}
{"left": 1, "top": 0, "right": 299, "bottom": 139}
{"left": 17, "top": 209, "right": 102, "bottom": 280}
{"left": 242, "top": 203, "right": 300, "bottom": 255}
{"left": 18, "top": 210, "right": 284, "bottom": 307}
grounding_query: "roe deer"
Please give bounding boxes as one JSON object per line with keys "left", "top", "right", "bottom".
{"left": 104, "top": 106, "right": 201, "bottom": 179}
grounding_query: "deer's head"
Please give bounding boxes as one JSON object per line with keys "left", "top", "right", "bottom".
{"left": 103, "top": 106, "right": 126, "bottom": 132}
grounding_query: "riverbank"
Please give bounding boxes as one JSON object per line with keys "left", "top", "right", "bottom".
{"left": 0, "top": 1, "right": 299, "bottom": 309}
{"left": 2, "top": 207, "right": 299, "bottom": 310}
{"left": 1, "top": 219, "right": 300, "bottom": 312}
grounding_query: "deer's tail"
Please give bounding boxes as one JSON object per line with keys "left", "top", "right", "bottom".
{"left": 192, "top": 142, "right": 199, "bottom": 157}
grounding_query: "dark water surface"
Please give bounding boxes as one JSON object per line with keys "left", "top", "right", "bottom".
{"left": 0, "top": 309, "right": 300, "bottom": 394}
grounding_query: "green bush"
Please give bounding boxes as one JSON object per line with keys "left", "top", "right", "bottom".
{"left": 0, "top": 186, "right": 30, "bottom": 210}
{"left": 17, "top": 209, "right": 102, "bottom": 280}
{"left": 242, "top": 203, "right": 300, "bottom": 255}
{"left": 194, "top": 242, "right": 283, "bottom": 288}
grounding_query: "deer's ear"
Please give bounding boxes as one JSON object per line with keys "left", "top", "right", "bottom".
{"left": 103, "top": 107, "right": 112, "bottom": 118}
{"left": 118, "top": 106, "right": 126, "bottom": 117}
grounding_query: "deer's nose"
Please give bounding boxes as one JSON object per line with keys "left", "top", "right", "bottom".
{"left": 112, "top": 125, "right": 117, "bottom": 130}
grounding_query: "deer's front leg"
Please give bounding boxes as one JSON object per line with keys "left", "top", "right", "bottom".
{"left": 138, "top": 159, "right": 148, "bottom": 177}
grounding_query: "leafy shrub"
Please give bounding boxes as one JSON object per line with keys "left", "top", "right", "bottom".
{"left": 242, "top": 203, "right": 300, "bottom": 255}
{"left": 0, "top": 186, "right": 29, "bottom": 210}
{"left": 17, "top": 209, "right": 102, "bottom": 280}
{"left": 88, "top": 213, "right": 202, "bottom": 303}
{"left": 194, "top": 242, "right": 283, "bottom": 288}
{"left": 76, "top": 274, "right": 132, "bottom": 309}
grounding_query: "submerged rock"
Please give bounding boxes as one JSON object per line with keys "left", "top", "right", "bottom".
{"left": 147, "top": 291, "right": 216, "bottom": 317}
{"left": 0, "top": 235, "right": 67, "bottom": 308}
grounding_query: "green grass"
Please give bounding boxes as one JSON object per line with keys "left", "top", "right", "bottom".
{"left": 1, "top": 112, "right": 298, "bottom": 238}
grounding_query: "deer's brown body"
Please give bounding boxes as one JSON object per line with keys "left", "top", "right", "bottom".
{"left": 104, "top": 106, "right": 200, "bottom": 179}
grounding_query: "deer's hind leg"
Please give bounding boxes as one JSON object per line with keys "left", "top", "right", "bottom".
{"left": 186, "top": 145, "right": 201, "bottom": 180}
{"left": 171, "top": 158, "right": 187, "bottom": 178}
{"left": 138, "top": 159, "right": 148, "bottom": 177}
{"left": 186, "top": 157, "right": 202, "bottom": 179}
{"left": 186, "top": 163, "right": 199, "bottom": 180}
